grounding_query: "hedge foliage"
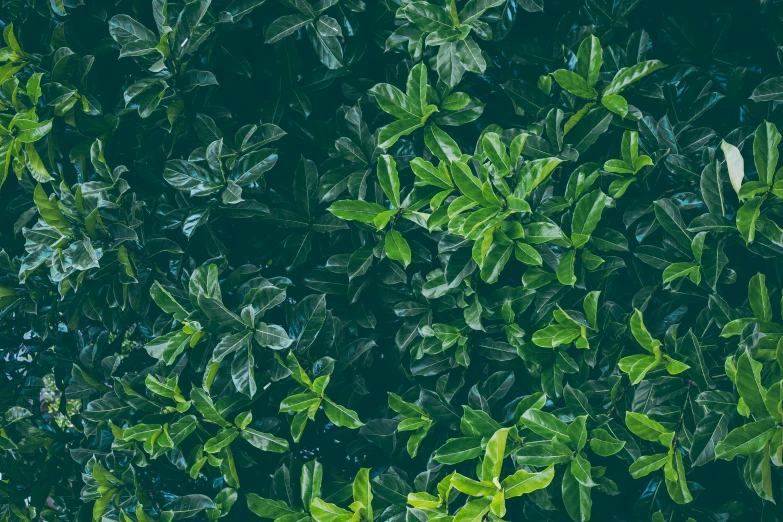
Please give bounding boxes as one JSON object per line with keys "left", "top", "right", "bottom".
{"left": 4, "top": 0, "right": 783, "bottom": 521}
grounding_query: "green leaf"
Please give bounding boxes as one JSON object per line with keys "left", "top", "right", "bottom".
{"left": 377, "top": 155, "right": 400, "bottom": 208}
{"left": 568, "top": 416, "right": 588, "bottom": 451}
{"left": 204, "top": 428, "right": 239, "bottom": 453}
{"left": 378, "top": 119, "right": 425, "bottom": 149}
{"left": 700, "top": 161, "right": 726, "bottom": 216}
{"left": 162, "top": 495, "right": 216, "bottom": 520}
{"left": 625, "top": 412, "right": 673, "bottom": 445}
{"left": 83, "top": 396, "right": 130, "bottom": 422}
{"left": 452, "top": 161, "right": 491, "bottom": 206}
{"left": 502, "top": 466, "right": 555, "bottom": 498}
{"left": 629, "top": 453, "right": 669, "bottom": 478}
{"left": 481, "top": 428, "right": 510, "bottom": 481}
{"left": 575, "top": 35, "right": 602, "bottom": 87}
{"left": 289, "top": 294, "right": 327, "bottom": 353}
{"left": 145, "top": 330, "right": 192, "bottom": 365}
{"left": 385, "top": 230, "right": 412, "bottom": 268}
{"left": 169, "top": 416, "right": 198, "bottom": 445}
{"left": 410, "top": 158, "right": 452, "bottom": 189}
{"left": 453, "top": 498, "right": 492, "bottom": 522}
{"left": 247, "top": 496, "right": 305, "bottom": 521}
{"left": 451, "top": 474, "right": 496, "bottom": 497}
{"left": 570, "top": 453, "right": 594, "bottom": 487}
{"left": 406, "top": 63, "right": 429, "bottom": 115}
{"left": 556, "top": 249, "right": 577, "bottom": 286}
{"left": 601, "top": 94, "right": 628, "bottom": 118}
{"left": 436, "top": 43, "right": 466, "bottom": 89}
{"left": 589, "top": 428, "right": 625, "bottom": 456}
{"left": 720, "top": 140, "right": 744, "bottom": 194}
{"left": 690, "top": 414, "right": 729, "bottom": 466}
{"left": 479, "top": 243, "right": 513, "bottom": 284}
{"left": 322, "top": 398, "right": 363, "bottom": 428}
{"left": 653, "top": 199, "right": 692, "bottom": 248}
{"left": 352, "top": 468, "right": 373, "bottom": 521}
{"left": 212, "top": 331, "right": 251, "bottom": 363}
{"left": 231, "top": 344, "right": 256, "bottom": 397}
{"left": 33, "top": 184, "right": 72, "bottom": 236}
{"left": 15, "top": 118, "right": 53, "bottom": 143}
{"left": 618, "top": 354, "right": 660, "bottom": 384}
{"left": 662, "top": 262, "right": 700, "bottom": 283}
{"left": 663, "top": 355, "right": 690, "bottom": 375}
{"left": 311, "top": 498, "right": 354, "bottom": 522}
{"left": 300, "top": 459, "right": 323, "bottom": 509}
{"left": 265, "top": 15, "right": 312, "bottom": 43}
{"left": 514, "top": 243, "right": 543, "bottom": 266}
{"left": 482, "top": 132, "right": 511, "bottom": 173}
{"left": 425, "top": 124, "right": 462, "bottom": 163}
{"left": 571, "top": 190, "right": 608, "bottom": 248}
{"left": 163, "top": 160, "right": 223, "bottom": 197}
{"left": 562, "top": 465, "right": 591, "bottom": 522}
{"left": 552, "top": 70, "right": 598, "bottom": 99}
{"left": 603, "top": 60, "right": 666, "bottom": 95}
{"left": 250, "top": 321, "right": 290, "bottom": 349}
{"left": 459, "top": 0, "right": 506, "bottom": 25}
{"left": 737, "top": 196, "right": 763, "bottom": 243}
{"left": 564, "top": 108, "right": 613, "bottom": 153}
{"left": 403, "top": 2, "right": 453, "bottom": 31}
{"left": 751, "top": 76, "right": 783, "bottom": 102}
{"left": 434, "top": 437, "right": 483, "bottom": 464}
{"left": 191, "top": 388, "right": 231, "bottom": 427}
{"left": 665, "top": 450, "right": 693, "bottom": 505}
{"left": 736, "top": 350, "right": 768, "bottom": 418}
{"left": 328, "top": 200, "right": 387, "bottom": 223}
{"left": 520, "top": 409, "right": 570, "bottom": 440}
{"left": 583, "top": 291, "right": 600, "bottom": 329}
{"left": 749, "top": 273, "right": 772, "bottom": 321}
{"left": 455, "top": 37, "right": 487, "bottom": 74}
{"left": 280, "top": 392, "right": 321, "bottom": 413}
{"left": 715, "top": 419, "right": 777, "bottom": 460}
{"left": 629, "top": 309, "right": 661, "bottom": 353}
{"left": 532, "top": 324, "right": 581, "bottom": 348}
{"left": 516, "top": 158, "right": 564, "bottom": 196}
{"left": 753, "top": 121, "right": 780, "bottom": 186}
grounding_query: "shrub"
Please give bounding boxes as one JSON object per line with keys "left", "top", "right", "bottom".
{"left": 1, "top": 0, "right": 782, "bottom": 521}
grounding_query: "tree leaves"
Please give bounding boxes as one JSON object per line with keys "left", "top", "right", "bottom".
{"left": 6, "top": 1, "right": 783, "bottom": 520}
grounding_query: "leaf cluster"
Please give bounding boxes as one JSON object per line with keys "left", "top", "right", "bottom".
{"left": 4, "top": 1, "right": 783, "bottom": 522}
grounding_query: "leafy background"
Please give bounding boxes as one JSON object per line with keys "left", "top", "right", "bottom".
{"left": 3, "top": 0, "right": 783, "bottom": 521}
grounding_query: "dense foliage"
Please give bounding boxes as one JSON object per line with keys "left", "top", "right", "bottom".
{"left": 6, "top": 0, "right": 783, "bottom": 521}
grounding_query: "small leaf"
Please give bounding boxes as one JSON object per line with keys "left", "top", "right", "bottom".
{"left": 385, "top": 230, "right": 412, "bottom": 268}
{"left": 377, "top": 155, "right": 401, "bottom": 208}
{"left": 720, "top": 140, "right": 744, "bottom": 194}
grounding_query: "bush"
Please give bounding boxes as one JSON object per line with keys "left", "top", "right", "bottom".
{"left": 2, "top": 0, "right": 783, "bottom": 521}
